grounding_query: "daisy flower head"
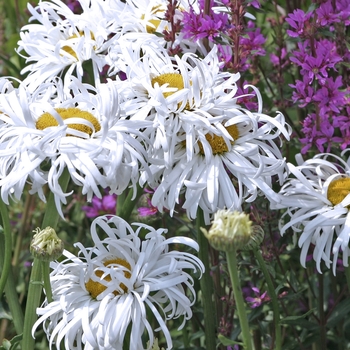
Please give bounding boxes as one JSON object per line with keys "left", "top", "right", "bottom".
{"left": 0, "top": 77, "right": 150, "bottom": 217}
{"left": 120, "top": 45, "right": 290, "bottom": 222}
{"left": 105, "top": 0, "right": 199, "bottom": 74}
{"left": 32, "top": 215, "right": 204, "bottom": 350}
{"left": 17, "top": 0, "right": 118, "bottom": 92}
{"left": 275, "top": 152, "right": 350, "bottom": 274}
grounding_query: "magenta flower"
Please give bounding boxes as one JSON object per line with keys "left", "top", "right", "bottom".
{"left": 313, "top": 76, "right": 346, "bottom": 114}
{"left": 316, "top": 1, "right": 340, "bottom": 26}
{"left": 236, "top": 83, "right": 259, "bottom": 111}
{"left": 336, "top": 0, "right": 350, "bottom": 25}
{"left": 240, "top": 21, "right": 266, "bottom": 57}
{"left": 137, "top": 197, "right": 158, "bottom": 217}
{"left": 182, "top": 4, "right": 228, "bottom": 42}
{"left": 245, "top": 287, "right": 269, "bottom": 308}
{"left": 285, "top": 9, "right": 313, "bottom": 38}
{"left": 289, "top": 77, "right": 315, "bottom": 107}
{"left": 270, "top": 48, "right": 287, "bottom": 67}
{"left": 300, "top": 55, "right": 329, "bottom": 84}
{"left": 81, "top": 194, "right": 117, "bottom": 218}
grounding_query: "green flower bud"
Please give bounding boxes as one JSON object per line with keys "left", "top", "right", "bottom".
{"left": 242, "top": 225, "right": 265, "bottom": 251}
{"left": 201, "top": 210, "right": 252, "bottom": 252}
{"left": 30, "top": 227, "right": 64, "bottom": 261}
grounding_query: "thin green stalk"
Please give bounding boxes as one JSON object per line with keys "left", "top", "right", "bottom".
{"left": 226, "top": 249, "right": 253, "bottom": 350}
{"left": 196, "top": 209, "right": 216, "bottom": 350}
{"left": 42, "top": 261, "right": 53, "bottom": 303}
{"left": 0, "top": 197, "right": 24, "bottom": 335}
{"left": 0, "top": 232, "right": 24, "bottom": 335}
{"left": 344, "top": 262, "right": 350, "bottom": 293}
{"left": 253, "top": 249, "right": 282, "bottom": 350}
{"left": 0, "top": 198, "right": 12, "bottom": 297}
{"left": 317, "top": 273, "right": 326, "bottom": 350}
{"left": 13, "top": 194, "right": 34, "bottom": 273}
{"left": 21, "top": 259, "right": 43, "bottom": 350}
{"left": 22, "top": 170, "right": 70, "bottom": 350}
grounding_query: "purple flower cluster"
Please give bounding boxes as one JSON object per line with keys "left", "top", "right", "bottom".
{"left": 286, "top": 1, "right": 350, "bottom": 153}
{"left": 182, "top": 0, "right": 229, "bottom": 42}
{"left": 181, "top": 0, "right": 266, "bottom": 72}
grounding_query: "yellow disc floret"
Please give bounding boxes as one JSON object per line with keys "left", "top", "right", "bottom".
{"left": 198, "top": 124, "right": 240, "bottom": 155}
{"left": 151, "top": 73, "right": 185, "bottom": 98}
{"left": 151, "top": 73, "right": 193, "bottom": 109}
{"left": 327, "top": 177, "right": 350, "bottom": 206}
{"left": 141, "top": 5, "right": 164, "bottom": 33}
{"left": 85, "top": 258, "right": 132, "bottom": 299}
{"left": 61, "top": 31, "right": 96, "bottom": 59}
{"left": 36, "top": 107, "right": 101, "bottom": 137}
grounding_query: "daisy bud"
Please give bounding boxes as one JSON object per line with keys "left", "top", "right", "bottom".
{"left": 201, "top": 210, "right": 252, "bottom": 252}
{"left": 242, "top": 225, "right": 265, "bottom": 251}
{"left": 30, "top": 227, "right": 64, "bottom": 262}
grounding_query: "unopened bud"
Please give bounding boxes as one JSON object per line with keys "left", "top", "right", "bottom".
{"left": 242, "top": 225, "right": 265, "bottom": 251}
{"left": 30, "top": 227, "right": 64, "bottom": 261}
{"left": 201, "top": 210, "right": 252, "bottom": 252}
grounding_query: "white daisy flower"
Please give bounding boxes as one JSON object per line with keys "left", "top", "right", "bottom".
{"left": 105, "top": 0, "right": 198, "bottom": 75}
{"left": 32, "top": 215, "right": 204, "bottom": 350}
{"left": 17, "top": 0, "right": 118, "bottom": 91}
{"left": 0, "top": 77, "right": 150, "bottom": 216}
{"left": 274, "top": 152, "right": 350, "bottom": 274}
{"left": 117, "top": 45, "right": 290, "bottom": 222}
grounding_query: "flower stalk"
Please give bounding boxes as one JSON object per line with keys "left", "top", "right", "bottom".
{"left": 226, "top": 249, "right": 253, "bottom": 350}
{"left": 0, "top": 197, "right": 24, "bottom": 335}
{"left": 253, "top": 248, "right": 282, "bottom": 350}
{"left": 196, "top": 209, "right": 216, "bottom": 350}
{"left": 21, "top": 169, "right": 70, "bottom": 350}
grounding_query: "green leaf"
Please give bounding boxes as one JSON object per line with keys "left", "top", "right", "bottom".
{"left": 280, "top": 308, "right": 316, "bottom": 324}
{"left": 218, "top": 334, "right": 244, "bottom": 347}
{"left": 0, "top": 334, "right": 22, "bottom": 350}
{"left": 0, "top": 301, "right": 12, "bottom": 321}
{"left": 327, "top": 298, "right": 350, "bottom": 328}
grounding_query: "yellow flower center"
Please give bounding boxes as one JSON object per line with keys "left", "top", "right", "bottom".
{"left": 198, "top": 124, "right": 240, "bottom": 155}
{"left": 327, "top": 177, "right": 350, "bottom": 206}
{"left": 61, "top": 31, "right": 95, "bottom": 59}
{"left": 36, "top": 107, "right": 101, "bottom": 137}
{"left": 151, "top": 73, "right": 193, "bottom": 109}
{"left": 151, "top": 73, "right": 184, "bottom": 98}
{"left": 141, "top": 5, "right": 164, "bottom": 33}
{"left": 85, "top": 258, "right": 132, "bottom": 299}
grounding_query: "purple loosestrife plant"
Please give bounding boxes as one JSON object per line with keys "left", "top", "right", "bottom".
{"left": 286, "top": 0, "right": 350, "bottom": 153}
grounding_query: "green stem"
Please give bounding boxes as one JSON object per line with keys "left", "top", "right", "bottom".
{"left": 253, "top": 249, "right": 282, "bottom": 350}
{"left": 0, "top": 198, "right": 24, "bottom": 335}
{"left": 0, "top": 232, "right": 24, "bottom": 336}
{"left": 21, "top": 259, "right": 43, "bottom": 350}
{"left": 196, "top": 209, "right": 216, "bottom": 350}
{"left": 42, "top": 261, "right": 53, "bottom": 303}
{"left": 317, "top": 273, "right": 326, "bottom": 350}
{"left": 22, "top": 170, "right": 70, "bottom": 350}
{"left": 226, "top": 249, "right": 253, "bottom": 350}
{"left": 344, "top": 262, "right": 350, "bottom": 293}
{"left": 117, "top": 184, "right": 143, "bottom": 221}
{"left": 0, "top": 198, "right": 12, "bottom": 297}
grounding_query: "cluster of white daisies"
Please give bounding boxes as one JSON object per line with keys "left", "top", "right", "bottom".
{"left": 1, "top": 0, "right": 350, "bottom": 348}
